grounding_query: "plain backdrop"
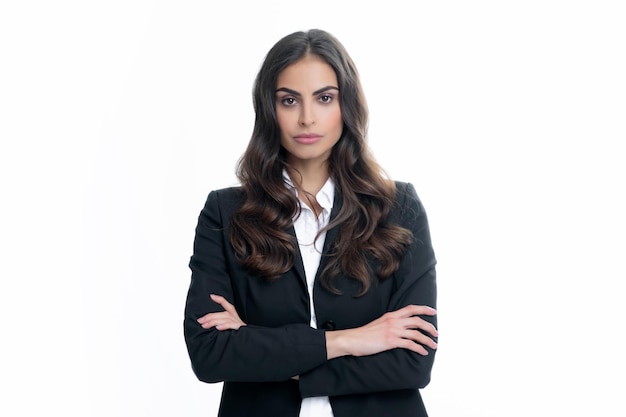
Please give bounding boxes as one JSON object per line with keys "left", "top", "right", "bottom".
{"left": 1, "top": 1, "right": 625, "bottom": 416}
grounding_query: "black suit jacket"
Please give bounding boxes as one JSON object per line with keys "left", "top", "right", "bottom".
{"left": 184, "top": 182, "right": 437, "bottom": 417}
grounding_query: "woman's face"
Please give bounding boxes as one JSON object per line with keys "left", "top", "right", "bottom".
{"left": 275, "top": 54, "right": 343, "bottom": 170}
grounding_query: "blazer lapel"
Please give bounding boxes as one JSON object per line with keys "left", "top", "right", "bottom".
{"left": 317, "top": 188, "right": 342, "bottom": 279}
{"left": 287, "top": 225, "right": 308, "bottom": 286}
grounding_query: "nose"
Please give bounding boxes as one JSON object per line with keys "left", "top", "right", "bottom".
{"left": 298, "top": 102, "right": 315, "bottom": 127}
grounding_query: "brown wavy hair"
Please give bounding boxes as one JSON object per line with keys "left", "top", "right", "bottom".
{"left": 230, "top": 29, "right": 413, "bottom": 295}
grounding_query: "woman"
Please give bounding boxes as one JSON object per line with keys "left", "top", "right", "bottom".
{"left": 184, "top": 29, "right": 438, "bottom": 417}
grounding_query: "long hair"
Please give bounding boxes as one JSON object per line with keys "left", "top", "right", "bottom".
{"left": 230, "top": 29, "right": 413, "bottom": 295}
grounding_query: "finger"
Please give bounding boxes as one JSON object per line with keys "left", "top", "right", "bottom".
{"left": 198, "top": 311, "right": 231, "bottom": 326}
{"left": 388, "top": 305, "right": 437, "bottom": 319}
{"left": 210, "top": 294, "right": 237, "bottom": 313}
{"left": 399, "top": 328, "right": 438, "bottom": 350}
{"left": 198, "top": 314, "right": 222, "bottom": 328}
{"left": 201, "top": 320, "right": 218, "bottom": 329}
{"left": 397, "top": 338, "right": 430, "bottom": 356}
{"left": 215, "top": 321, "right": 239, "bottom": 331}
{"left": 201, "top": 317, "right": 236, "bottom": 330}
{"left": 406, "top": 305, "right": 437, "bottom": 316}
{"left": 402, "top": 317, "right": 439, "bottom": 338}
{"left": 197, "top": 311, "right": 223, "bottom": 324}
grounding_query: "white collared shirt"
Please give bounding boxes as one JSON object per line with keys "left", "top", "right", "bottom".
{"left": 284, "top": 171, "right": 335, "bottom": 417}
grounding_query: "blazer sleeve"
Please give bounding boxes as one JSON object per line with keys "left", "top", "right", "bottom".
{"left": 298, "top": 182, "right": 438, "bottom": 397}
{"left": 184, "top": 190, "right": 328, "bottom": 383}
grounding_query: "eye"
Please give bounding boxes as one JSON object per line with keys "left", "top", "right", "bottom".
{"left": 280, "top": 97, "right": 297, "bottom": 106}
{"left": 319, "top": 94, "right": 334, "bottom": 104}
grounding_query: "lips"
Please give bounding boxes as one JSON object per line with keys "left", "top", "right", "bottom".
{"left": 293, "top": 133, "right": 322, "bottom": 144}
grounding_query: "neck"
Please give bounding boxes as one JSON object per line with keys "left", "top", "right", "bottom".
{"left": 286, "top": 162, "right": 330, "bottom": 196}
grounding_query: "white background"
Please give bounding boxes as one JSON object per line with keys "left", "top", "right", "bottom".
{"left": 1, "top": 1, "right": 625, "bottom": 416}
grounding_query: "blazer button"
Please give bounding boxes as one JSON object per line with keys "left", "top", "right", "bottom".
{"left": 321, "top": 320, "right": 336, "bottom": 331}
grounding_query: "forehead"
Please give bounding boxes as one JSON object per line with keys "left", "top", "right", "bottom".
{"left": 276, "top": 54, "right": 338, "bottom": 90}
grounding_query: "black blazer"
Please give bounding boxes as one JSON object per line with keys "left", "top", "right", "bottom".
{"left": 184, "top": 181, "right": 437, "bottom": 417}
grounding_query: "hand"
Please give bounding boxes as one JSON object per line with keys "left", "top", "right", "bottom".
{"left": 326, "top": 305, "right": 437, "bottom": 359}
{"left": 197, "top": 294, "right": 246, "bottom": 331}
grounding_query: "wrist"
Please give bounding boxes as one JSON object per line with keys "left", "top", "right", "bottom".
{"left": 325, "top": 329, "right": 351, "bottom": 359}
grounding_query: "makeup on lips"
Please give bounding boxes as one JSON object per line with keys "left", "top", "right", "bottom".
{"left": 293, "top": 133, "right": 322, "bottom": 144}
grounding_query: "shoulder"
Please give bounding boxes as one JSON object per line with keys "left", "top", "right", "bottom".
{"left": 200, "top": 186, "right": 246, "bottom": 219}
{"left": 390, "top": 181, "right": 427, "bottom": 224}
{"left": 392, "top": 181, "right": 422, "bottom": 207}
{"left": 207, "top": 186, "right": 245, "bottom": 203}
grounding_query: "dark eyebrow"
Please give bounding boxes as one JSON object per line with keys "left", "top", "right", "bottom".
{"left": 275, "top": 86, "right": 339, "bottom": 96}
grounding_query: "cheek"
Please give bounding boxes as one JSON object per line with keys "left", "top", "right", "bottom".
{"left": 329, "top": 107, "right": 343, "bottom": 131}
{"left": 276, "top": 109, "right": 292, "bottom": 133}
